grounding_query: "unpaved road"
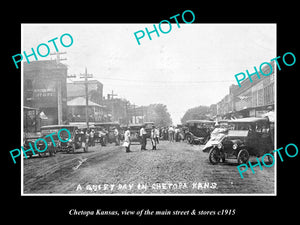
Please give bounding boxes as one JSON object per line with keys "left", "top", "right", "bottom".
{"left": 23, "top": 140, "right": 275, "bottom": 194}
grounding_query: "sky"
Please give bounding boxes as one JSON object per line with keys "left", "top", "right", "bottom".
{"left": 22, "top": 23, "right": 276, "bottom": 125}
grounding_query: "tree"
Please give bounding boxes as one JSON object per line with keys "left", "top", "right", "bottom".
{"left": 181, "top": 105, "right": 211, "bottom": 124}
{"left": 146, "top": 104, "right": 172, "bottom": 127}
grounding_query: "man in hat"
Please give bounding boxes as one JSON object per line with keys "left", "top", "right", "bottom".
{"left": 140, "top": 125, "right": 147, "bottom": 150}
{"left": 113, "top": 126, "right": 120, "bottom": 146}
{"left": 151, "top": 125, "right": 158, "bottom": 150}
{"left": 123, "top": 126, "right": 131, "bottom": 153}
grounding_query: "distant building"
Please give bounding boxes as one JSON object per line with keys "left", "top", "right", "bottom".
{"left": 67, "top": 80, "right": 103, "bottom": 104}
{"left": 23, "top": 60, "right": 68, "bottom": 126}
{"left": 67, "top": 96, "right": 106, "bottom": 122}
{"left": 213, "top": 61, "right": 275, "bottom": 119}
{"left": 102, "top": 96, "right": 130, "bottom": 124}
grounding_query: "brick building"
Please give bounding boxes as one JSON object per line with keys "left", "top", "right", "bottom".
{"left": 23, "top": 60, "right": 68, "bottom": 126}
{"left": 213, "top": 61, "right": 275, "bottom": 119}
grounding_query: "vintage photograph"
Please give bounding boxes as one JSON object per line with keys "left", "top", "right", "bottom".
{"left": 21, "top": 23, "right": 276, "bottom": 195}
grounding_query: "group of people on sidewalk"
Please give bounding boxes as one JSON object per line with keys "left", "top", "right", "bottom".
{"left": 123, "top": 125, "right": 159, "bottom": 153}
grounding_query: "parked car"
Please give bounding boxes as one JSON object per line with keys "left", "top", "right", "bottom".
{"left": 184, "top": 120, "right": 215, "bottom": 144}
{"left": 40, "top": 125, "right": 87, "bottom": 153}
{"left": 94, "top": 126, "right": 108, "bottom": 146}
{"left": 143, "top": 122, "right": 154, "bottom": 138}
{"left": 94, "top": 122, "right": 122, "bottom": 144}
{"left": 127, "top": 124, "right": 143, "bottom": 144}
{"left": 208, "top": 117, "right": 274, "bottom": 164}
{"left": 23, "top": 132, "right": 56, "bottom": 158}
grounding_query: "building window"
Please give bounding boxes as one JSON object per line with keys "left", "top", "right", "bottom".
{"left": 252, "top": 90, "right": 258, "bottom": 107}
{"left": 258, "top": 89, "right": 264, "bottom": 106}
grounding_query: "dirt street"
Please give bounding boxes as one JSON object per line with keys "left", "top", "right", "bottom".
{"left": 23, "top": 140, "right": 275, "bottom": 195}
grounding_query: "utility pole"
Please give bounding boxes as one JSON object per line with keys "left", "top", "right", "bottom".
{"left": 131, "top": 103, "right": 137, "bottom": 124}
{"left": 50, "top": 52, "right": 67, "bottom": 64}
{"left": 80, "top": 67, "right": 93, "bottom": 129}
{"left": 50, "top": 52, "right": 67, "bottom": 125}
{"left": 109, "top": 90, "right": 118, "bottom": 122}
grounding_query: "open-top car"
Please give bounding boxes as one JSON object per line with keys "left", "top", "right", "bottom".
{"left": 94, "top": 122, "right": 122, "bottom": 144}
{"left": 184, "top": 120, "right": 215, "bottom": 145}
{"left": 41, "top": 125, "right": 87, "bottom": 153}
{"left": 208, "top": 117, "right": 274, "bottom": 165}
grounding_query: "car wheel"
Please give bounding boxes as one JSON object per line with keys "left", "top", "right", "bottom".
{"left": 38, "top": 152, "right": 47, "bottom": 157}
{"left": 187, "top": 135, "right": 193, "bottom": 144}
{"left": 209, "top": 147, "right": 220, "bottom": 164}
{"left": 237, "top": 149, "right": 249, "bottom": 164}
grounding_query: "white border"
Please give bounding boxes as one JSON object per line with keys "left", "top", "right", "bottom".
{"left": 21, "top": 23, "right": 277, "bottom": 196}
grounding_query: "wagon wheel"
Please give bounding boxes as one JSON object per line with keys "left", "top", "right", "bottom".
{"left": 237, "top": 149, "right": 249, "bottom": 164}
{"left": 209, "top": 147, "right": 220, "bottom": 164}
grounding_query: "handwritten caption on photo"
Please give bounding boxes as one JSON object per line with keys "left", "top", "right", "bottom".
{"left": 75, "top": 181, "right": 217, "bottom": 192}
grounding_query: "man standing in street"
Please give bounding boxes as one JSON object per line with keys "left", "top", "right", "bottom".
{"left": 168, "top": 126, "right": 174, "bottom": 142}
{"left": 151, "top": 125, "right": 157, "bottom": 150}
{"left": 90, "top": 129, "right": 95, "bottom": 146}
{"left": 114, "top": 127, "right": 120, "bottom": 146}
{"left": 140, "top": 125, "right": 147, "bottom": 150}
{"left": 123, "top": 126, "right": 131, "bottom": 153}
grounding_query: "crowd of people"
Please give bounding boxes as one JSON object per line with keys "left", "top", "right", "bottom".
{"left": 74, "top": 125, "right": 186, "bottom": 154}
{"left": 122, "top": 125, "right": 186, "bottom": 153}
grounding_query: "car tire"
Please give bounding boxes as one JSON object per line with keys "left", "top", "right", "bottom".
{"left": 209, "top": 147, "right": 220, "bottom": 164}
{"left": 186, "top": 135, "right": 193, "bottom": 144}
{"left": 38, "top": 152, "right": 47, "bottom": 157}
{"left": 237, "top": 149, "right": 249, "bottom": 164}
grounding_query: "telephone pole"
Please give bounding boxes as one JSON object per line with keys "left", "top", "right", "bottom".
{"left": 50, "top": 52, "right": 67, "bottom": 125}
{"left": 50, "top": 52, "right": 67, "bottom": 64}
{"left": 108, "top": 90, "right": 118, "bottom": 122}
{"left": 80, "top": 67, "right": 93, "bottom": 129}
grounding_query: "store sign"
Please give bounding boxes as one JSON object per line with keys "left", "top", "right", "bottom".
{"left": 34, "top": 88, "right": 56, "bottom": 98}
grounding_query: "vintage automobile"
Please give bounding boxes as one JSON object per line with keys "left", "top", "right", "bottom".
{"left": 127, "top": 124, "right": 143, "bottom": 144}
{"left": 94, "top": 126, "right": 108, "bottom": 146}
{"left": 202, "top": 126, "right": 228, "bottom": 152}
{"left": 208, "top": 117, "right": 274, "bottom": 165}
{"left": 143, "top": 122, "right": 154, "bottom": 138}
{"left": 184, "top": 120, "right": 215, "bottom": 145}
{"left": 40, "top": 125, "right": 87, "bottom": 153}
{"left": 94, "top": 122, "right": 122, "bottom": 144}
{"left": 23, "top": 132, "right": 56, "bottom": 158}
